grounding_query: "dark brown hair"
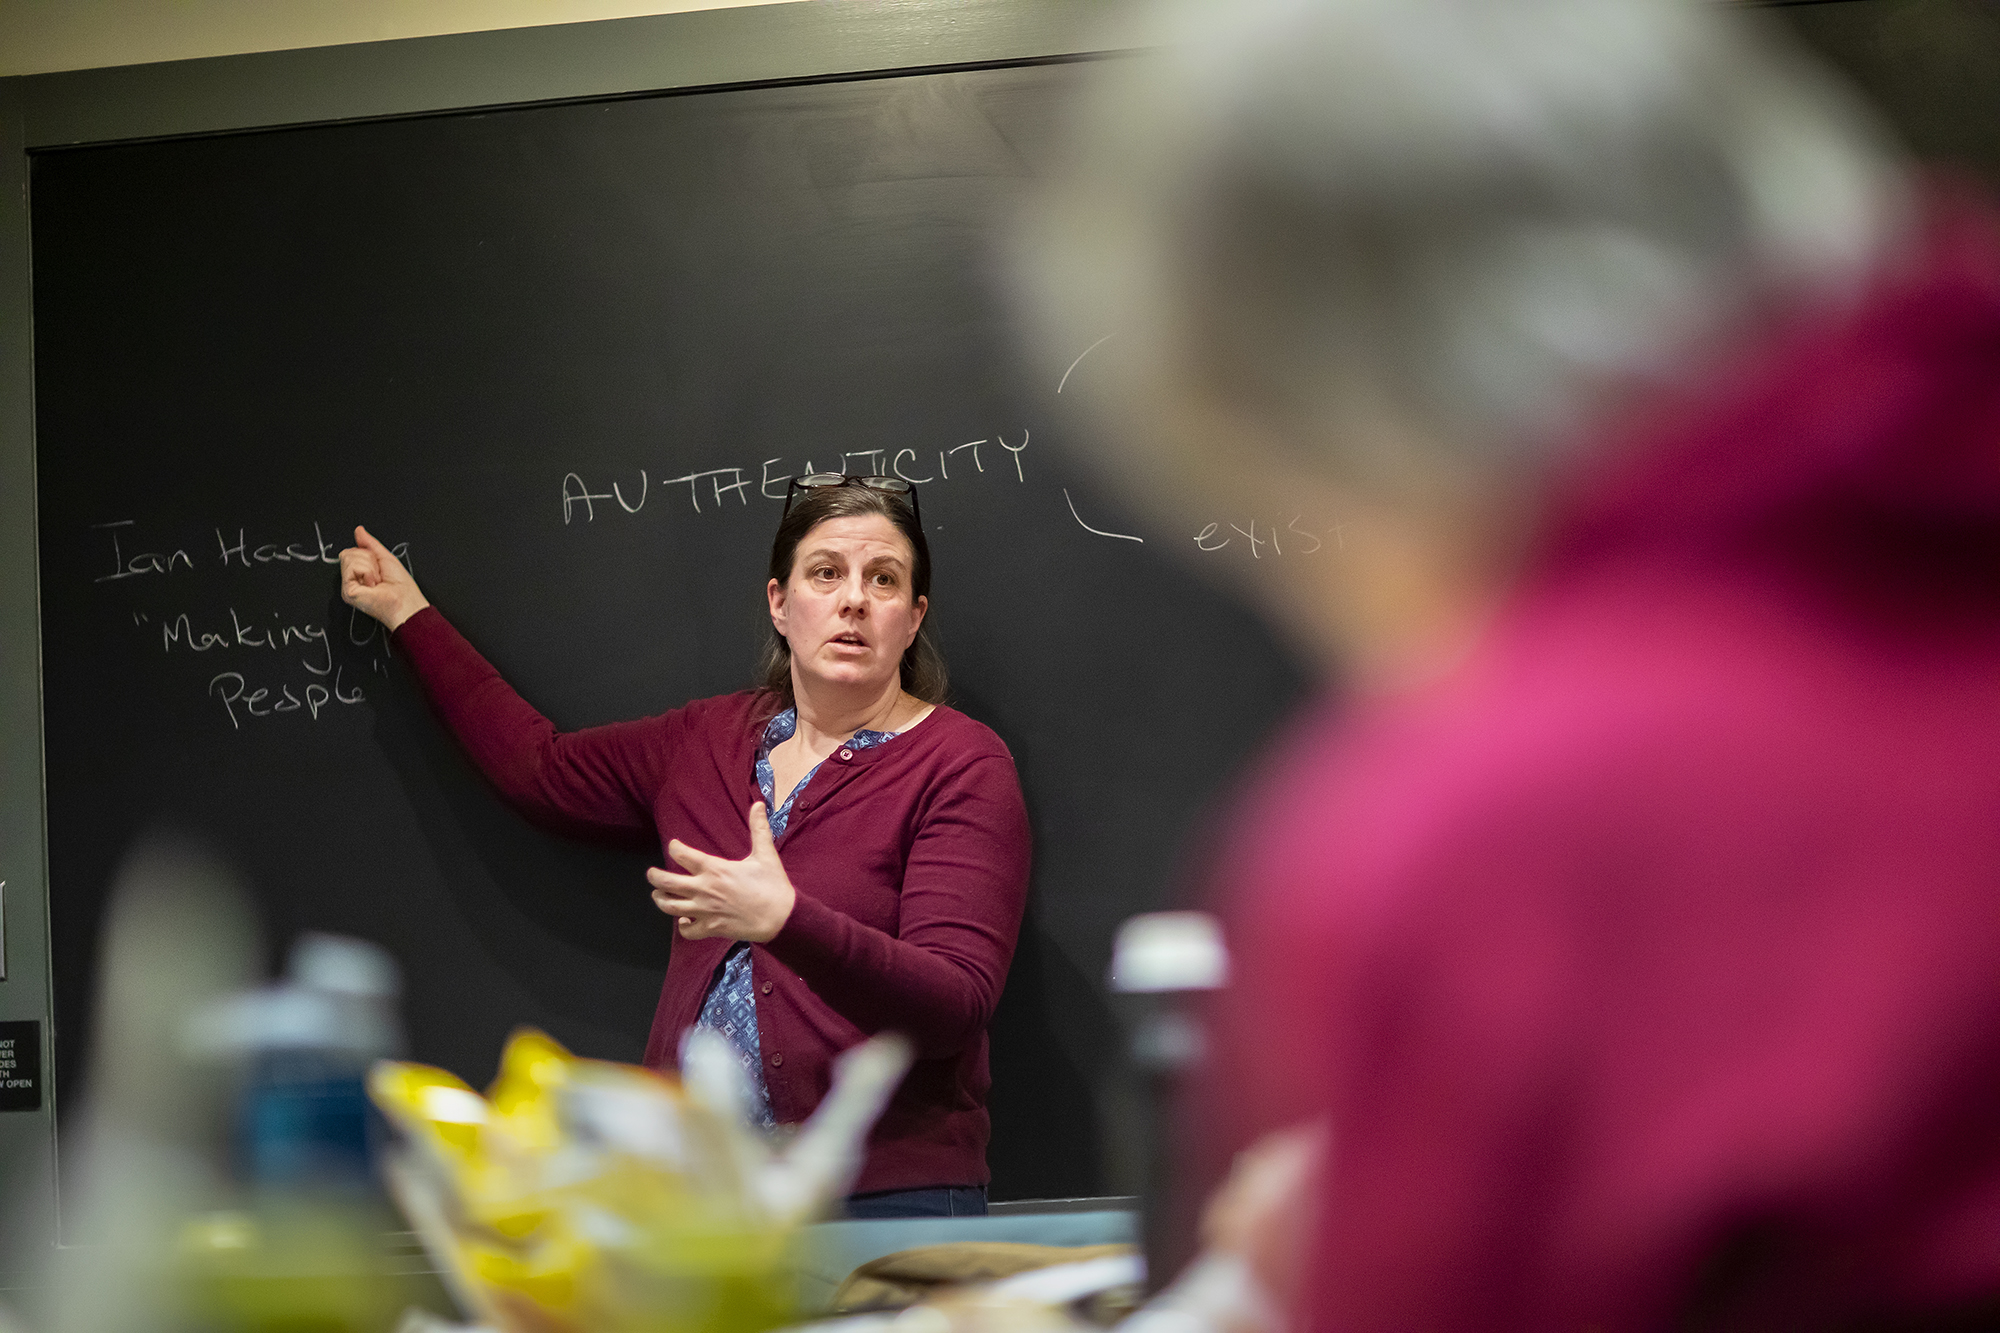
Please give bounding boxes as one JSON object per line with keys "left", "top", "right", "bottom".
{"left": 757, "top": 484, "right": 947, "bottom": 708}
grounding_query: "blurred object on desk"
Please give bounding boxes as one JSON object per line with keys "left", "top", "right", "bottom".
{"left": 829, "top": 1241, "right": 1137, "bottom": 1316}
{"left": 373, "top": 1025, "right": 911, "bottom": 1333}
{"left": 188, "top": 932, "right": 403, "bottom": 1193}
{"left": 14, "top": 832, "right": 452, "bottom": 1332}
{"left": 789, "top": 1210, "right": 1140, "bottom": 1318}
{"left": 40, "top": 833, "right": 257, "bottom": 1333}
{"left": 1107, "top": 911, "right": 1227, "bottom": 1291}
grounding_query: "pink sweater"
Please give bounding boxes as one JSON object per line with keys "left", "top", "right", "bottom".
{"left": 395, "top": 607, "right": 1031, "bottom": 1192}
{"left": 1197, "top": 193, "right": 2000, "bottom": 1326}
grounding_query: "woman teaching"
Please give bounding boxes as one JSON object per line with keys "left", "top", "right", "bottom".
{"left": 338, "top": 475, "right": 1030, "bottom": 1218}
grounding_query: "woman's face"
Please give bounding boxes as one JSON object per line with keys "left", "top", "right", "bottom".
{"left": 767, "top": 514, "right": 927, "bottom": 698}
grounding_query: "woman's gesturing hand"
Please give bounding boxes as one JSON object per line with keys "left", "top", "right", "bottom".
{"left": 648, "top": 802, "right": 798, "bottom": 942}
{"left": 339, "top": 525, "right": 430, "bottom": 631}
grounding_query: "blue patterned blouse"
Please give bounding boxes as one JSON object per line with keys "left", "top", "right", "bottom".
{"left": 690, "top": 707, "right": 898, "bottom": 1129}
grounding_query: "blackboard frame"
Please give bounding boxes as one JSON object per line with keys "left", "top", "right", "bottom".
{"left": 0, "top": 0, "right": 1100, "bottom": 1272}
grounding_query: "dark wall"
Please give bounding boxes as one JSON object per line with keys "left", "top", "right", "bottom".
{"left": 1772, "top": 0, "right": 2000, "bottom": 186}
{"left": 31, "top": 58, "right": 1311, "bottom": 1205}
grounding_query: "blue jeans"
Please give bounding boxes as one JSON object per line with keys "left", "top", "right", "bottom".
{"left": 843, "top": 1185, "right": 989, "bottom": 1219}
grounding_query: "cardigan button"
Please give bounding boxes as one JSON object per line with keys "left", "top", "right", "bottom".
{"left": 838, "top": 748, "right": 854, "bottom": 761}
{"left": 769, "top": 1052, "right": 783, "bottom": 1067}
{"left": 760, "top": 981, "right": 773, "bottom": 995}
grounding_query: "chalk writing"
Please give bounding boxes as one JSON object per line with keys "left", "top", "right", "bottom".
{"left": 99, "top": 519, "right": 402, "bottom": 576}
{"left": 346, "top": 603, "right": 388, "bottom": 648}
{"left": 761, "top": 459, "right": 790, "bottom": 499}
{"left": 1063, "top": 490, "right": 1143, "bottom": 543}
{"left": 561, "top": 434, "right": 1033, "bottom": 526}
{"left": 1000, "top": 431, "right": 1029, "bottom": 483}
{"left": 209, "top": 666, "right": 365, "bottom": 730}
{"left": 91, "top": 518, "right": 407, "bottom": 732}
{"left": 562, "top": 473, "right": 614, "bottom": 523}
{"left": 664, "top": 468, "right": 754, "bottom": 513}
{"left": 1058, "top": 334, "right": 1113, "bottom": 394}
{"left": 143, "top": 609, "right": 334, "bottom": 675}
{"left": 615, "top": 471, "right": 647, "bottom": 513}
{"left": 940, "top": 441, "right": 984, "bottom": 480}
{"left": 216, "top": 521, "right": 347, "bottom": 569}
{"left": 1194, "top": 516, "right": 1344, "bottom": 557}
{"left": 93, "top": 520, "right": 193, "bottom": 583}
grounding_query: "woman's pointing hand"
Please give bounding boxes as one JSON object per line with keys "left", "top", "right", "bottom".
{"left": 338, "top": 525, "right": 429, "bottom": 631}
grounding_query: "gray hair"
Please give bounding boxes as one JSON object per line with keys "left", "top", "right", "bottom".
{"left": 1013, "top": 0, "right": 1908, "bottom": 492}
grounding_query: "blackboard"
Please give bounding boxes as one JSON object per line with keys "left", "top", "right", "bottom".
{"left": 31, "top": 56, "right": 1308, "bottom": 1203}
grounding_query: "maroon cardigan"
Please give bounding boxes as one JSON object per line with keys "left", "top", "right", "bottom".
{"left": 394, "top": 608, "right": 1031, "bottom": 1192}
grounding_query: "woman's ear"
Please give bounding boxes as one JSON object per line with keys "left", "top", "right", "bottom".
{"left": 908, "top": 594, "right": 928, "bottom": 644}
{"left": 767, "top": 577, "right": 788, "bottom": 635}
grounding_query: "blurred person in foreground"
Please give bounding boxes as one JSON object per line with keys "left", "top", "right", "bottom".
{"left": 1015, "top": 0, "right": 2000, "bottom": 1327}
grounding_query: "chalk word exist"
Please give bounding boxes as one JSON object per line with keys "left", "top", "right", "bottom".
{"left": 208, "top": 667, "right": 365, "bottom": 730}
{"left": 1194, "top": 517, "right": 1347, "bottom": 558}
{"left": 561, "top": 433, "right": 1031, "bottom": 524}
